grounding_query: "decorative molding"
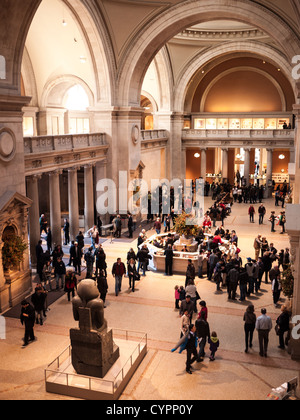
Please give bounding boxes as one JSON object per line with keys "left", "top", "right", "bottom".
{"left": 131, "top": 124, "right": 140, "bottom": 145}
{"left": 0, "top": 128, "right": 16, "bottom": 162}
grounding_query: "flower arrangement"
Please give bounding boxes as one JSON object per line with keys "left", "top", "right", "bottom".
{"left": 173, "top": 211, "right": 200, "bottom": 238}
{"left": 280, "top": 264, "right": 294, "bottom": 300}
{"left": 2, "top": 235, "right": 28, "bottom": 271}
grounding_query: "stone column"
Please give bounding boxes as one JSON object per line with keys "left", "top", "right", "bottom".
{"left": 201, "top": 148, "right": 207, "bottom": 180}
{"left": 68, "top": 167, "right": 79, "bottom": 242}
{"left": 266, "top": 148, "right": 273, "bottom": 198}
{"left": 292, "top": 104, "right": 300, "bottom": 204}
{"left": 244, "top": 148, "right": 251, "bottom": 186}
{"left": 221, "top": 148, "right": 228, "bottom": 182}
{"left": 170, "top": 113, "right": 184, "bottom": 180}
{"left": 286, "top": 204, "right": 300, "bottom": 362}
{"left": 84, "top": 164, "right": 95, "bottom": 232}
{"left": 181, "top": 147, "right": 186, "bottom": 180}
{"left": 49, "top": 170, "right": 62, "bottom": 247}
{"left": 26, "top": 174, "right": 41, "bottom": 266}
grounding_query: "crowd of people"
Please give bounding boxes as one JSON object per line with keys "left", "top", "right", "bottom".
{"left": 23, "top": 181, "right": 292, "bottom": 365}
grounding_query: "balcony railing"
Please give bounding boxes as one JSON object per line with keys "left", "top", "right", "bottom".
{"left": 24, "top": 133, "right": 107, "bottom": 155}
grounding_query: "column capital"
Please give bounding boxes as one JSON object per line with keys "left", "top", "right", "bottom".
{"left": 68, "top": 166, "right": 81, "bottom": 173}
{"left": 84, "top": 163, "right": 95, "bottom": 169}
{"left": 26, "top": 174, "right": 41, "bottom": 181}
{"left": 49, "top": 169, "right": 62, "bottom": 176}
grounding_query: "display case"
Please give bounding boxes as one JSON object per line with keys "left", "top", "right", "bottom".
{"left": 194, "top": 118, "right": 205, "bottom": 129}
{"left": 253, "top": 118, "right": 265, "bottom": 129}
{"left": 229, "top": 119, "right": 241, "bottom": 129}
{"left": 241, "top": 118, "right": 253, "bottom": 129}
{"left": 265, "top": 118, "right": 277, "bottom": 130}
{"left": 205, "top": 118, "right": 217, "bottom": 129}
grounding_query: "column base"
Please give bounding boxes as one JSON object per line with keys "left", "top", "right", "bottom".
{"left": 288, "top": 337, "right": 300, "bottom": 361}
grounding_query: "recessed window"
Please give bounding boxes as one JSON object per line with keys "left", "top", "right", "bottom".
{"left": 0, "top": 56, "right": 6, "bottom": 80}
{"left": 64, "top": 85, "right": 89, "bottom": 111}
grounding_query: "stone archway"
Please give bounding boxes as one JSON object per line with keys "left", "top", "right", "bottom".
{"left": 174, "top": 41, "right": 297, "bottom": 113}
{"left": 117, "top": 0, "right": 300, "bottom": 107}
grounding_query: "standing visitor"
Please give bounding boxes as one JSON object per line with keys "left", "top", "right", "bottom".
{"left": 63, "top": 218, "right": 70, "bottom": 245}
{"left": 208, "top": 331, "right": 220, "bottom": 361}
{"left": 185, "top": 324, "right": 199, "bottom": 374}
{"left": 31, "top": 286, "right": 46, "bottom": 325}
{"left": 248, "top": 205, "right": 255, "bottom": 223}
{"left": 195, "top": 313, "right": 210, "bottom": 362}
{"left": 127, "top": 212, "right": 133, "bottom": 238}
{"left": 243, "top": 304, "right": 256, "bottom": 353}
{"left": 164, "top": 244, "right": 174, "bottom": 276}
{"left": 276, "top": 305, "right": 291, "bottom": 350}
{"left": 97, "top": 270, "right": 108, "bottom": 307}
{"left": 127, "top": 258, "right": 138, "bottom": 293}
{"left": 84, "top": 247, "right": 95, "bottom": 278}
{"left": 258, "top": 204, "right": 266, "bottom": 225}
{"left": 20, "top": 300, "right": 36, "bottom": 348}
{"left": 269, "top": 211, "right": 276, "bottom": 232}
{"left": 278, "top": 211, "right": 286, "bottom": 234}
{"left": 112, "top": 257, "right": 126, "bottom": 296}
{"left": 256, "top": 308, "right": 272, "bottom": 358}
{"left": 54, "top": 256, "right": 66, "bottom": 290}
{"left": 65, "top": 270, "right": 77, "bottom": 302}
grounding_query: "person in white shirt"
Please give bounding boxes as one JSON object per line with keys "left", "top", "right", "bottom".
{"left": 255, "top": 308, "right": 272, "bottom": 357}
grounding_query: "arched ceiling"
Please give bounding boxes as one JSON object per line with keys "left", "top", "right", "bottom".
{"left": 20, "top": 0, "right": 299, "bottom": 110}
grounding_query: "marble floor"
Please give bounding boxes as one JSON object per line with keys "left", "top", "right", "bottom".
{"left": 1, "top": 197, "right": 299, "bottom": 401}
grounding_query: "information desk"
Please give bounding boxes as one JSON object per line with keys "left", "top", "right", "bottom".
{"left": 140, "top": 233, "right": 208, "bottom": 275}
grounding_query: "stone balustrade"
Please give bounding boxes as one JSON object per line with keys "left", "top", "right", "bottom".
{"left": 141, "top": 129, "right": 168, "bottom": 151}
{"left": 182, "top": 129, "right": 295, "bottom": 148}
{"left": 24, "top": 132, "right": 106, "bottom": 155}
{"left": 24, "top": 133, "right": 108, "bottom": 176}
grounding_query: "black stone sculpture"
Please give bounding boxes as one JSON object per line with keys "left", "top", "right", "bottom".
{"left": 70, "top": 279, "right": 119, "bottom": 378}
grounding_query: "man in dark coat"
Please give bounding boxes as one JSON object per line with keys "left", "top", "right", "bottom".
{"left": 69, "top": 241, "right": 82, "bottom": 275}
{"left": 36, "top": 240, "right": 44, "bottom": 282}
{"left": 228, "top": 265, "right": 240, "bottom": 300}
{"left": 185, "top": 259, "right": 196, "bottom": 286}
{"left": 63, "top": 218, "right": 70, "bottom": 245}
{"left": 127, "top": 212, "right": 133, "bottom": 238}
{"left": 31, "top": 286, "right": 46, "bottom": 325}
{"left": 185, "top": 324, "right": 198, "bottom": 374}
{"left": 94, "top": 245, "right": 107, "bottom": 277}
{"left": 164, "top": 244, "right": 174, "bottom": 276}
{"left": 195, "top": 313, "right": 210, "bottom": 362}
{"left": 20, "top": 300, "right": 36, "bottom": 347}
{"left": 179, "top": 295, "right": 194, "bottom": 322}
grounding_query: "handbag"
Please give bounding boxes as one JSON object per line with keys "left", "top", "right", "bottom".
{"left": 134, "top": 273, "right": 141, "bottom": 281}
{"left": 275, "top": 324, "right": 280, "bottom": 336}
{"left": 195, "top": 291, "right": 201, "bottom": 300}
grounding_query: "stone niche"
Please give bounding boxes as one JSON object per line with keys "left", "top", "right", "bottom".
{"left": 0, "top": 191, "right": 32, "bottom": 312}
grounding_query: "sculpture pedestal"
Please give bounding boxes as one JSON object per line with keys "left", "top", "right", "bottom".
{"left": 70, "top": 328, "right": 119, "bottom": 378}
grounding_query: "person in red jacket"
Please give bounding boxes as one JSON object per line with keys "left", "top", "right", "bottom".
{"left": 248, "top": 205, "right": 255, "bottom": 223}
{"left": 112, "top": 258, "right": 126, "bottom": 296}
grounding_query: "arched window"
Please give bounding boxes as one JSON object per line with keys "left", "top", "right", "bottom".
{"left": 64, "top": 85, "right": 89, "bottom": 111}
{"left": 0, "top": 56, "right": 6, "bottom": 80}
{"left": 63, "top": 85, "right": 90, "bottom": 134}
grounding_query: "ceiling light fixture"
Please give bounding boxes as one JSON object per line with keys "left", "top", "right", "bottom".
{"left": 62, "top": 19, "right": 67, "bottom": 27}
{"left": 79, "top": 56, "right": 87, "bottom": 64}
{"left": 279, "top": 154, "right": 285, "bottom": 160}
{"left": 194, "top": 153, "right": 200, "bottom": 158}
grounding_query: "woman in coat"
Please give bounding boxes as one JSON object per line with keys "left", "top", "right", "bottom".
{"left": 127, "top": 258, "right": 138, "bottom": 292}
{"left": 97, "top": 269, "right": 108, "bottom": 307}
{"left": 276, "top": 305, "right": 291, "bottom": 349}
{"left": 243, "top": 304, "right": 256, "bottom": 353}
